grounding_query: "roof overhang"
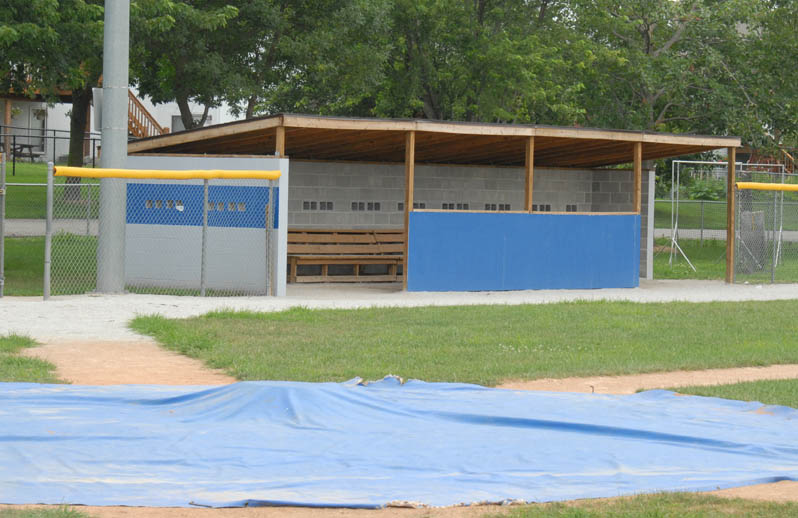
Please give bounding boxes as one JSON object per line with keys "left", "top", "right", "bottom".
{"left": 128, "top": 114, "right": 741, "bottom": 169}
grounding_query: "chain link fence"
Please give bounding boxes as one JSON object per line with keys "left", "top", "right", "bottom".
{"left": 655, "top": 199, "right": 727, "bottom": 244}
{"left": 48, "top": 168, "right": 277, "bottom": 297}
{"left": 735, "top": 182, "right": 798, "bottom": 284}
{"left": 49, "top": 181, "right": 100, "bottom": 296}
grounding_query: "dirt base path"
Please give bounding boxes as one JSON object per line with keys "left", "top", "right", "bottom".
{"left": 497, "top": 364, "right": 798, "bottom": 394}
{"left": 21, "top": 340, "right": 236, "bottom": 385}
{"left": 15, "top": 340, "right": 798, "bottom": 512}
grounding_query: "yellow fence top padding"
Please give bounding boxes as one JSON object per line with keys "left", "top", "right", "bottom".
{"left": 54, "top": 166, "right": 280, "bottom": 180}
{"left": 736, "top": 181, "right": 798, "bottom": 192}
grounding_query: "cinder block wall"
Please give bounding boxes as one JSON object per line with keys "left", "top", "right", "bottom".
{"left": 288, "top": 160, "right": 652, "bottom": 278}
{"left": 590, "top": 169, "right": 654, "bottom": 279}
{"left": 289, "top": 161, "right": 593, "bottom": 228}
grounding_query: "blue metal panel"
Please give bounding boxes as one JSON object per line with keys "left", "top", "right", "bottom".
{"left": 126, "top": 184, "right": 279, "bottom": 228}
{"left": 408, "top": 212, "right": 640, "bottom": 291}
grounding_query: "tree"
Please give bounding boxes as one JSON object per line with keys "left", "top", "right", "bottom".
{"left": 370, "top": 0, "right": 594, "bottom": 124}
{"left": 0, "top": 0, "right": 103, "bottom": 169}
{"left": 736, "top": 1, "right": 798, "bottom": 150}
{"left": 0, "top": 1, "right": 61, "bottom": 97}
{"left": 221, "top": 0, "right": 392, "bottom": 119}
{"left": 58, "top": 0, "right": 104, "bottom": 169}
{"left": 131, "top": 0, "right": 238, "bottom": 130}
{"left": 571, "top": 0, "right": 773, "bottom": 142}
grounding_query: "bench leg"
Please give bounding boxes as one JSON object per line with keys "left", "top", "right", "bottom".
{"left": 321, "top": 264, "right": 328, "bottom": 280}
{"left": 388, "top": 263, "right": 397, "bottom": 281}
{"left": 289, "top": 257, "right": 298, "bottom": 283}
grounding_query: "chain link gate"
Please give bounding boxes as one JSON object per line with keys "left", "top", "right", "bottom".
{"left": 735, "top": 180, "right": 798, "bottom": 284}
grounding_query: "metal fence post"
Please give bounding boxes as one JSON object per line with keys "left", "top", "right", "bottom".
{"left": 699, "top": 200, "right": 704, "bottom": 246}
{"left": 86, "top": 184, "right": 91, "bottom": 236}
{"left": 266, "top": 182, "right": 274, "bottom": 296}
{"left": 734, "top": 188, "right": 740, "bottom": 284}
{"left": 772, "top": 191, "right": 777, "bottom": 283}
{"left": 0, "top": 152, "right": 6, "bottom": 297}
{"left": 44, "top": 162, "right": 54, "bottom": 300}
{"left": 200, "top": 179, "right": 208, "bottom": 296}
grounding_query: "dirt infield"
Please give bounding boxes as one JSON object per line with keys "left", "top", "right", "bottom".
{"left": 22, "top": 340, "right": 235, "bottom": 385}
{"left": 498, "top": 364, "right": 798, "bottom": 394}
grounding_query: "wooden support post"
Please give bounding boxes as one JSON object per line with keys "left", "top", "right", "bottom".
{"left": 3, "top": 99, "right": 11, "bottom": 159}
{"left": 524, "top": 136, "right": 535, "bottom": 212}
{"left": 403, "top": 130, "right": 415, "bottom": 290}
{"left": 726, "top": 146, "right": 737, "bottom": 283}
{"left": 633, "top": 142, "right": 642, "bottom": 214}
{"left": 275, "top": 126, "right": 285, "bottom": 157}
{"left": 83, "top": 102, "right": 92, "bottom": 158}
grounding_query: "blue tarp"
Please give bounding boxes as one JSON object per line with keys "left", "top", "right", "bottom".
{"left": 1, "top": 378, "right": 796, "bottom": 508}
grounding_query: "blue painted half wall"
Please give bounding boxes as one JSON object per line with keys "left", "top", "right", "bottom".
{"left": 407, "top": 212, "right": 640, "bottom": 291}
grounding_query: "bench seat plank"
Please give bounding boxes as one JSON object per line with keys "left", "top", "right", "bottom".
{"left": 287, "top": 228, "right": 405, "bottom": 284}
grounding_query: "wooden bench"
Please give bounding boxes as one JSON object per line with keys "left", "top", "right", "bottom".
{"left": 288, "top": 229, "right": 404, "bottom": 283}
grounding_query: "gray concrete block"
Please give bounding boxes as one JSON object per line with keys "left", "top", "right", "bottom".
{"left": 290, "top": 213, "right": 311, "bottom": 226}
{"left": 373, "top": 213, "right": 391, "bottom": 225}
{"left": 600, "top": 182, "right": 620, "bottom": 193}
{"left": 592, "top": 193, "right": 611, "bottom": 205}
{"left": 333, "top": 176, "right": 352, "bottom": 188}
{"left": 612, "top": 192, "right": 631, "bottom": 204}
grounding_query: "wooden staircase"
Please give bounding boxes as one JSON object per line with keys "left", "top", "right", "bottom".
{"left": 128, "top": 90, "right": 168, "bottom": 138}
{"left": 780, "top": 148, "right": 796, "bottom": 174}
{"left": 746, "top": 146, "right": 797, "bottom": 175}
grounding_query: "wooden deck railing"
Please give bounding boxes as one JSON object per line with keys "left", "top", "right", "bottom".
{"left": 128, "top": 90, "right": 167, "bottom": 138}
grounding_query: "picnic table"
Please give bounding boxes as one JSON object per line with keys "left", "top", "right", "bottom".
{"left": 1, "top": 141, "right": 40, "bottom": 162}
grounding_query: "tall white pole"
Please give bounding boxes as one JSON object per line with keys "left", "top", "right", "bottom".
{"left": 97, "top": 0, "right": 129, "bottom": 292}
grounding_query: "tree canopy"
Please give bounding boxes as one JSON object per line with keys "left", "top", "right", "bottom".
{"left": 2, "top": 0, "right": 797, "bottom": 152}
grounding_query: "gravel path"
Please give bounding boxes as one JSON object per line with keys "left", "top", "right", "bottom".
{"left": 2, "top": 218, "right": 98, "bottom": 237}
{"left": 653, "top": 228, "right": 798, "bottom": 241}
{"left": 2, "top": 279, "right": 798, "bottom": 342}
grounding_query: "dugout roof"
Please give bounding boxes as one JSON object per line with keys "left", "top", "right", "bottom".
{"left": 128, "top": 114, "right": 741, "bottom": 168}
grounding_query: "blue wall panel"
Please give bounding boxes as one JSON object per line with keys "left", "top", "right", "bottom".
{"left": 126, "top": 184, "right": 279, "bottom": 228}
{"left": 407, "top": 212, "right": 640, "bottom": 291}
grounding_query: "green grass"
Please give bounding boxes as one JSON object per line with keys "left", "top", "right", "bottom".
{"left": 655, "top": 199, "right": 798, "bottom": 231}
{"left": 2, "top": 236, "right": 97, "bottom": 296}
{"left": 674, "top": 379, "right": 798, "bottom": 409}
{"left": 3, "top": 162, "right": 99, "bottom": 219}
{"left": 0, "top": 507, "right": 89, "bottom": 518}
{"left": 3, "top": 237, "right": 45, "bottom": 295}
{"left": 2, "top": 162, "right": 50, "bottom": 183}
{"left": 130, "top": 300, "right": 798, "bottom": 386}
{"left": 654, "top": 237, "right": 798, "bottom": 283}
{"left": 653, "top": 238, "right": 728, "bottom": 280}
{"left": 0, "top": 335, "right": 62, "bottom": 384}
{"left": 504, "top": 492, "right": 798, "bottom": 518}
{"left": 655, "top": 199, "right": 729, "bottom": 231}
